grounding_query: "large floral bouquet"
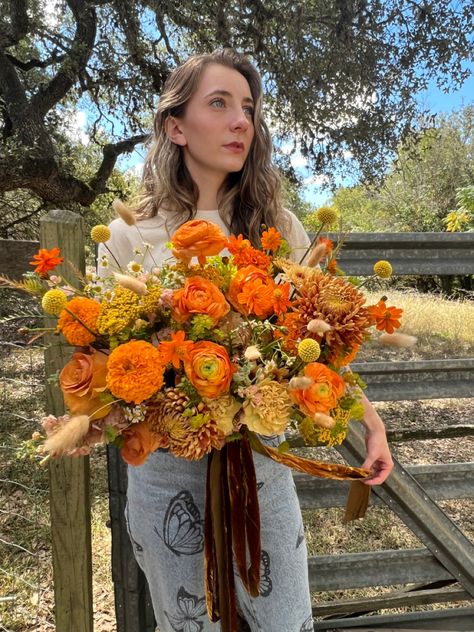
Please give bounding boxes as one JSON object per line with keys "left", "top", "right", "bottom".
{"left": 2, "top": 204, "right": 408, "bottom": 630}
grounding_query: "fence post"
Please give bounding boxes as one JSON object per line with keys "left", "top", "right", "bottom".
{"left": 40, "top": 209, "right": 93, "bottom": 632}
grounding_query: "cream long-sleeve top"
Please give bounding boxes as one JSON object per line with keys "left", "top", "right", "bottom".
{"left": 97, "top": 208, "right": 311, "bottom": 271}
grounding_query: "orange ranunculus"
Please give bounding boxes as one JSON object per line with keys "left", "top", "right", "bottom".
{"left": 57, "top": 297, "right": 100, "bottom": 346}
{"left": 29, "top": 247, "right": 64, "bottom": 277}
{"left": 227, "top": 265, "right": 275, "bottom": 317}
{"left": 261, "top": 227, "right": 282, "bottom": 252}
{"left": 171, "top": 219, "right": 227, "bottom": 266}
{"left": 184, "top": 341, "right": 236, "bottom": 398}
{"left": 60, "top": 349, "right": 110, "bottom": 420}
{"left": 172, "top": 276, "right": 230, "bottom": 324}
{"left": 120, "top": 421, "right": 168, "bottom": 466}
{"left": 289, "top": 362, "right": 345, "bottom": 417}
{"left": 368, "top": 300, "right": 403, "bottom": 334}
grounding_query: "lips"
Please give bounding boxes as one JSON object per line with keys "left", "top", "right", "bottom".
{"left": 224, "top": 142, "right": 244, "bottom": 151}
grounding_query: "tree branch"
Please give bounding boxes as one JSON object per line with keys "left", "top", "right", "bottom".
{"left": 0, "top": 0, "right": 28, "bottom": 48}
{"left": 30, "top": 0, "right": 97, "bottom": 118}
{"left": 89, "top": 134, "right": 149, "bottom": 192}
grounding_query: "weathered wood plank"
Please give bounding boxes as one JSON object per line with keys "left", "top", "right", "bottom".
{"left": 351, "top": 359, "right": 474, "bottom": 401}
{"left": 295, "top": 462, "right": 474, "bottom": 509}
{"left": 312, "top": 585, "right": 470, "bottom": 616}
{"left": 309, "top": 548, "right": 453, "bottom": 591}
{"left": 314, "top": 605, "right": 474, "bottom": 630}
{"left": 41, "top": 210, "right": 92, "bottom": 632}
{"left": 325, "top": 231, "right": 474, "bottom": 276}
{"left": 336, "top": 423, "right": 474, "bottom": 597}
{"left": 0, "top": 238, "right": 39, "bottom": 280}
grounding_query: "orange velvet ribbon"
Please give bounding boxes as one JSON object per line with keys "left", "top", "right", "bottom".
{"left": 204, "top": 430, "right": 371, "bottom": 632}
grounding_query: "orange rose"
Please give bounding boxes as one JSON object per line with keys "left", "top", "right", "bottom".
{"left": 172, "top": 276, "right": 230, "bottom": 324}
{"left": 120, "top": 421, "right": 167, "bottom": 466}
{"left": 227, "top": 265, "right": 275, "bottom": 317}
{"left": 289, "top": 362, "right": 345, "bottom": 417}
{"left": 60, "top": 349, "right": 110, "bottom": 420}
{"left": 171, "top": 219, "right": 227, "bottom": 266}
{"left": 184, "top": 341, "right": 236, "bottom": 398}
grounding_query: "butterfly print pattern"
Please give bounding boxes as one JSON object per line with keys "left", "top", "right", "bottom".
{"left": 125, "top": 504, "right": 143, "bottom": 553}
{"left": 300, "top": 614, "right": 314, "bottom": 631}
{"left": 259, "top": 550, "right": 272, "bottom": 597}
{"left": 296, "top": 523, "right": 305, "bottom": 549}
{"left": 155, "top": 490, "right": 204, "bottom": 556}
{"left": 164, "top": 586, "right": 207, "bottom": 632}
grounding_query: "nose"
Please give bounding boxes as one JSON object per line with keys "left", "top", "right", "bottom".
{"left": 230, "top": 107, "right": 250, "bottom": 132}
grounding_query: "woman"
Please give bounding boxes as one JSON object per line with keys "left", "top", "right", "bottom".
{"left": 99, "top": 48, "right": 393, "bottom": 632}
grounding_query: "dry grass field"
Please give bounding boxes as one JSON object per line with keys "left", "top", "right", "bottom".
{"left": 0, "top": 290, "right": 473, "bottom": 630}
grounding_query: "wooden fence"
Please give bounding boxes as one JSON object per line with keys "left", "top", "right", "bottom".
{"left": 1, "top": 210, "right": 473, "bottom": 631}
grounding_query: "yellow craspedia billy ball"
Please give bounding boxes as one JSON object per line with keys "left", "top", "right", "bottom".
{"left": 373, "top": 260, "right": 393, "bottom": 279}
{"left": 41, "top": 289, "right": 68, "bottom": 315}
{"left": 298, "top": 338, "right": 321, "bottom": 362}
{"left": 90, "top": 224, "right": 111, "bottom": 243}
{"left": 315, "top": 206, "right": 338, "bottom": 226}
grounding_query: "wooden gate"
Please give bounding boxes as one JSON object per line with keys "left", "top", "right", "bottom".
{"left": 2, "top": 217, "right": 473, "bottom": 631}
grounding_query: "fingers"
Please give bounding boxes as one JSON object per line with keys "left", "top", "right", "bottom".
{"left": 361, "top": 459, "right": 393, "bottom": 486}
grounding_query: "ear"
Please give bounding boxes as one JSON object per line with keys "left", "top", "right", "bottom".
{"left": 164, "top": 116, "right": 187, "bottom": 147}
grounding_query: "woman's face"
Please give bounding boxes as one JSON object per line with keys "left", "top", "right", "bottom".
{"left": 167, "top": 63, "right": 255, "bottom": 184}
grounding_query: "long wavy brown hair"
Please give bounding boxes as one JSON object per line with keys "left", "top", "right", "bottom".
{"left": 127, "top": 48, "right": 289, "bottom": 246}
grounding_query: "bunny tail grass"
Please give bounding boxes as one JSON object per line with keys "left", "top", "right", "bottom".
{"left": 43, "top": 415, "right": 90, "bottom": 455}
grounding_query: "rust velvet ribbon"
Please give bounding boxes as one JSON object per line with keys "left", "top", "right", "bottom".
{"left": 204, "top": 431, "right": 371, "bottom": 631}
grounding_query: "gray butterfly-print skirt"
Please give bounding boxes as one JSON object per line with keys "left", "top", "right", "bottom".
{"left": 125, "top": 436, "right": 313, "bottom": 632}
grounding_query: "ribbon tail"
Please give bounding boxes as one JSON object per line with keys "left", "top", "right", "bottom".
{"left": 227, "top": 439, "right": 250, "bottom": 589}
{"left": 241, "top": 434, "right": 261, "bottom": 597}
{"left": 247, "top": 431, "right": 372, "bottom": 519}
{"left": 204, "top": 447, "right": 238, "bottom": 631}
{"left": 343, "top": 480, "right": 371, "bottom": 523}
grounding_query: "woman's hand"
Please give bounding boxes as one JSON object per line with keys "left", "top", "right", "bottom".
{"left": 359, "top": 391, "right": 394, "bottom": 485}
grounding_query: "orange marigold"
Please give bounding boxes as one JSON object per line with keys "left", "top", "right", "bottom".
{"left": 261, "top": 227, "right": 282, "bottom": 252}
{"left": 368, "top": 300, "right": 403, "bottom": 334}
{"left": 29, "top": 247, "right": 64, "bottom": 277}
{"left": 57, "top": 297, "right": 100, "bottom": 346}
{"left": 106, "top": 340, "right": 165, "bottom": 403}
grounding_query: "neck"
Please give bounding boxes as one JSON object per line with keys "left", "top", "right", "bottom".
{"left": 184, "top": 156, "right": 227, "bottom": 210}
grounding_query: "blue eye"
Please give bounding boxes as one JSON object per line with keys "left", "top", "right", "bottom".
{"left": 210, "top": 98, "right": 225, "bottom": 108}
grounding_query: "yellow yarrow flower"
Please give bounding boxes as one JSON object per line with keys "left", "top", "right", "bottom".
{"left": 297, "top": 338, "right": 321, "bottom": 362}
{"left": 140, "top": 285, "right": 162, "bottom": 314}
{"left": 373, "top": 260, "right": 393, "bottom": 279}
{"left": 41, "top": 289, "right": 68, "bottom": 315}
{"left": 90, "top": 225, "right": 111, "bottom": 243}
{"left": 97, "top": 287, "right": 141, "bottom": 335}
{"left": 315, "top": 206, "right": 338, "bottom": 226}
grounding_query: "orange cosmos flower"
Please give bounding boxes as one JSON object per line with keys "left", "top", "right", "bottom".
{"left": 289, "top": 362, "right": 345, "bottom": 417}
{"left": 261, "top": 227, "right": 282, "bottom": 252}
{"left": 184, "top": 341, "right": 236, "bottom": 398}
{"left": 368, "top": 300, "right": 403, "bottom": 334}
{"left": 227, "top": 234, "right": 252, "bottom": 255}
{"left": 29, "top": 247, "right": 64, "bottom": 277}
{"left": 318, "top": 236, "right": 334, "bottom": 255}
{"left": 275, "top": 311, "right": 304, "bottom": 353}
{"left": 272, "top": 282, "right": 292, "bottom": 315}
{"left": 106, "top": 340, "right": 165, "bottom": 403}
{"left": 57, "top": 297, "right": 100, "bottom": 346}
{"left": 159, "top": 330, "right": 194, "bottom": 369}
{"left": 171, "top": 220, "right": 227, "bottom": 266}
{"left": 172, "top": 276, "right": 230, "bottom": 324}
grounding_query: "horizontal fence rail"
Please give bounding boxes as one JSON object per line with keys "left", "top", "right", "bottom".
{"left": 294, "top": 462, "right": 474, "bottom": 509}
{"left": 351, "top": 358, "right": 474, "bottom": 401}
{"left": 326, "top": 231, "right": 474, "bottom": 275}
